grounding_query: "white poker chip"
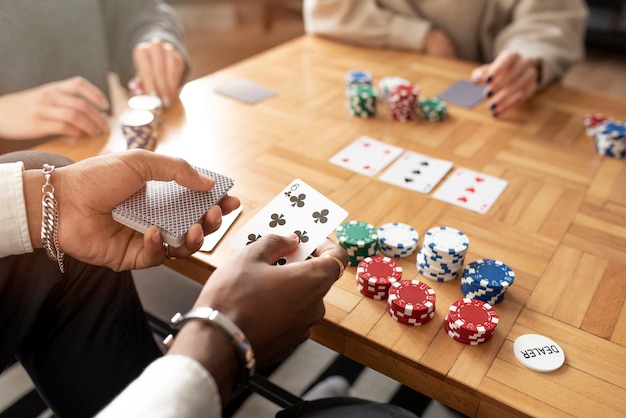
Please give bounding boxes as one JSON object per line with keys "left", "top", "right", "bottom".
{"left": 424, "top": 226, "right": 469, "bottom": 255}
{"left": 513, "top": 334, "right": 565, "bottom": 372}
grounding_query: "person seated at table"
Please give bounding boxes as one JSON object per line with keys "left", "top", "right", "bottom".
{"left": 303, "top": 0, "right": 588, "bottom": 116}
{"left": 0, "top": 0, "right": 189, "bottom": 143}
{"left": 0, "top": 149, "right": 418, "bottom": 417}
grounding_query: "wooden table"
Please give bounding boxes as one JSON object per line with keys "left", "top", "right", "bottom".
{"left": 28, "top": 36, "right": 626, "bottom": 417}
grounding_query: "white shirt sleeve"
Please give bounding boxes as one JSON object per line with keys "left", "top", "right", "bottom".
{"left": 96, "top": 355, "right": 222, "bottom": 418}
{"left": 0, "top": 162, "right": 34, "bottom": 258}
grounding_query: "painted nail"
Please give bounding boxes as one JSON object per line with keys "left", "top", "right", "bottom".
{"left": 486, "top": 90, "right": 493, "bottom": 98}
{"left": 489, "top": 102, "right": 497, "bottom": 110}
{"left": 491, "top": 111, "right": 499, "bottom": 118}
{"left": 486, "top": 75, "right": 493, "bottom": 83}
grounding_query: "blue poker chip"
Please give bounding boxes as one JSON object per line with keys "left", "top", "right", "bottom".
{"left": 462, "top": 259, "right": 514, "bottom": 289}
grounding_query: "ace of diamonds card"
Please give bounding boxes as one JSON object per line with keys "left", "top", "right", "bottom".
{"left": 432, "top": 168, "right": 508, "bottom": 214}
{"left": 228, "top": 179, "right": 348, "bottom": 264}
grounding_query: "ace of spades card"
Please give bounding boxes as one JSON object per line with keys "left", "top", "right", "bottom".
{"left": 432, "top": 167, "right": 508, "bottom": 214}
{"left": 379, "top": 151, "right": 454, "bottom": 194}
{"left": 228, "top": 179, "right": 348, "bottom": 264}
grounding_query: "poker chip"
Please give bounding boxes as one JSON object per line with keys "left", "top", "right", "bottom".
{"left": 593, "top": 121, "right": 626, "bottom": 158}
{"left": 119, "top": 110, "right": 157, "bottom": 151}
{"left": 387, "top": 83, "right": 420, "bottom": 122}
{"left": 418, "top": 97, "right": 448, "bottom": 122}
{"left": 445, "top": 298, "right": 498, "bottom": 345}
{"left": 336, "top": 220, "right": 379, "bottom": 266}
{"left": 387, "top": 280, "right": 436, "bottom": 326}
{"left": 583, "top": 113, "right": 612, "bottom": 138}
{"left": 417, "top": 226, "right": 469, "bottom": 282}
{"left": 460, "top": 258, "right": 514, "bottom": 304}
{"left": 348, "top": 84, "right": 377, "bottom": 118}
{"left": 377, "top": 222, "right": 419, "bottom": 258}
{"left": 378, "top": 76, "right": 410, "bottom": 103}
{"left": 345, "top": 69, "right": 373, "bottom": 91}
{"left": 355, "top": 256, "right": 402, "bottom": 299}
{"left": 128, "top": 94, "right": 163, "bottom": 127}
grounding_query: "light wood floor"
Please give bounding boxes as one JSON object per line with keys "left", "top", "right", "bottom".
{"left": 174, "top": 2, "right": 626, "bottom": 101}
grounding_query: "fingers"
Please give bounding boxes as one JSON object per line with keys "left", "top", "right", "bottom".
{"left": 245, "top": 234, "right": 301, "bottom": 264}
{"left": 472, "top": 51, "right": 539, "bottom": 116}
{"left": 133, "top": 38, "right": 185, "bottom": 108}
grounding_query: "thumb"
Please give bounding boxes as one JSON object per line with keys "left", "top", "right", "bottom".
{"left": 246, "top": 234, "right": 300, "bottom": 265}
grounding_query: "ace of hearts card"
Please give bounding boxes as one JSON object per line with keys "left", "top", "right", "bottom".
{"left": 432, "top": 168, "right": 508, "bottom": 214}
{"left": 228, "top": 179, "right": 348, "bottom": 264}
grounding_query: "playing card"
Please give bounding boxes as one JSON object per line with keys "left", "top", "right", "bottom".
{"left": 228, "top": 179, "right": 348, "bottom": 264}
{"left": 215, "top": 78, "right": 276, "bottom": 104}
{"left": 436, "top": 79, "right": 485, "bottom": 108}
{"left": 200, "top": 205, "right": 243, "bottom": 252}
{"left": 432, "top": 167, "right": 507, "bottom": 214}
{"left": 379, "top": 151, "right": 453, "bottom": 194}
{"left": 329, "top": 135, "right": 404, "bottom": 176}
{"left": 112, "top": 167, "right": 234, "bottom": 247}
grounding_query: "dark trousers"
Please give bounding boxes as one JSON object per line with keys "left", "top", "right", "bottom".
{"left": 0, "top": 150, "right": 161, "bottom": 417}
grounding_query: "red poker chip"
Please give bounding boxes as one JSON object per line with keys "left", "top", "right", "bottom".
{"left": 357, "top": 256, "right": 403, "bottom": 287}
{"left": 444, "top": 321, "right": 492, "bottom": 344}
{"left": 447, "top": 298, "right": 498, "bottom": 334}
{"left": 390, "top": 304, "right": 435, "bottom": 320}
{"left": 444, "top": 318, "right": 495, "bottom": 340}
{"left": 388, "top": 308, "right": 435, "bottom": 326}
{"left": 356, "top": 276, "right": 391, "bottom": 292}
{"left": 356, "top": 284, "right": 388, "bottom": 300}
{"left": 388, "top": 280, "right": 436, "bottom": 317}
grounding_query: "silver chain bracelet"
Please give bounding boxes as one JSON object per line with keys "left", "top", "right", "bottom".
{"left": 41, "top": 164, "right": 65, "bottom": 273}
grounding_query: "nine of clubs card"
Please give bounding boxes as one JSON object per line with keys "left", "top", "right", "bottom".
{"left": 228, "top": 179, "right": 348, "bottom": 264}
{"left": 379, "top": 151, "right": 453, "bottom": 194}
{"left": 432, "top": 167, "right": 508, "bottom": 214}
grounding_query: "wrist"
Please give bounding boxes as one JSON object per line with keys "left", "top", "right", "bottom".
{"left": 23, "top": 169, "right": 44, "bottom": 249}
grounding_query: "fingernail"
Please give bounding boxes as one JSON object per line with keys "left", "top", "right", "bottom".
{"left": 486, "top": 90, "right": 493, "bottom": 98}
{"left": 492, "top": 111, "right": 499, "bottom": 118}
{"left": 486, "top": 75, "right": 493, "bottom": 84}
{"left": 152, "top": 231, "right": 161, "bottom": 244}
{"left": 472, "top": 75, "right": 480, "bottom": 84}
{"left": 489, "top": 102, "right": 497, "bottom": 110}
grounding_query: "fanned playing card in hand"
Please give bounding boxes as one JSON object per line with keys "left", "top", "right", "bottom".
{"left": 329, "top": 135, "right": 404, "bottom": 176}
{"left": 436, "top": 79, "right": 485, "bottom": 108}
{"left": 379, "top": 151, "right": 453, "bottom": 194}
{"left": 112, "top": 167, "right": 234, "bottom": 247}
{"left": 228, "top": 179, "right": 348, "bottom": 264}
{"left": 432, "top": 167, "right": 507, "bottom": 214}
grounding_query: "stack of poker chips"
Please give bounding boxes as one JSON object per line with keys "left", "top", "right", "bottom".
{"left": 417, "top": 226, "right": 469, "bottom": 282}
{"left": 387, "top": 280, "right": 436, "bottom": 326}
{"left": 583, "top": 113, "right": 612, "bottom": 138}
{"left": 119, "top": 109, "right": 157, "bottom": 151}
{"left": 355, "top": 256, "right": 403, "bottom": 300}
{"left": 378, "top": 76, "right": 410, "bottom": 103}
{"left": 377, "top": 222, "right": 419, "bottom": 258}
{"left": 336, "top": 220, "right": 379, "bottom": 266}
{"left": 348, "top": 84, "right": 377, "bottom": 118}
{"left": 345, "top": 69, "right": 373, "bottom": 93}
{"left": 444, "top": 298, "right": 498, "bottom": 345}
{"left": 594, "top": 121, "right": 626, "bottom": 158}
{"left": 387, "top": 83, "right": 420, "bottom": 122}
{"left": 418, "top": 97, "right": 448, "bottom": 121}
{"left": 461, "top": 259, "right": 515, "bottom": 305}
{"left": 128, "top": 94, "right": 163, "bottom": 127}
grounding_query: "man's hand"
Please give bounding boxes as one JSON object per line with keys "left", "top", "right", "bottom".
{"left": 24, "top": 150, "right": 240, "bottom": 271}
{"left": 0, "top": 77, "right": 109, "bottom": 140}
{"left": 472, "top": 50, "right": 540, "bottom": 116}
{"left": 132, "top": 38, "right": 185, "bottom": 108}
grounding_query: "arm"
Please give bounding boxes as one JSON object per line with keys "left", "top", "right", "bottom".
{"left": 303, "top": 0, "right": 434, "bottom": 52}
{"left": 103, "top": 0, "right": 190, "bottom": 106}
{"left": 99, "top": 235, "right": 348, "bottom": 416}
{"left": 16, "top": 149, "right": 239, "bottom": 270}
{"left": 471, "top": 0, "right": 588, "bottom": 115}
{"left": 0, "top": 77, "right": 109, "bottom": 141}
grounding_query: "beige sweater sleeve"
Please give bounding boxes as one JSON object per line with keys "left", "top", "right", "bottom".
{"left": 303, "top": 0, "right": 432, "bottom": 52}
{"left": 489, "top": 0, "right": 588, "bottom": 87}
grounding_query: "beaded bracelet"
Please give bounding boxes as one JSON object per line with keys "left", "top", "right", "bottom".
{"left": 41, "top": 164, "right": 65, "bottom": 273}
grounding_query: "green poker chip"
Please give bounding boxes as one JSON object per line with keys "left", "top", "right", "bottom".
{"left": 418, "top": 97, "right": 448, "bottom": 121}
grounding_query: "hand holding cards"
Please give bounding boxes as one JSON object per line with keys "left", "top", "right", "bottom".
{"left": 112, "top": 166, "right": 234, "bottom": 247}
{"left": 228, "top": 179, "right": 348, "bottom": 264}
